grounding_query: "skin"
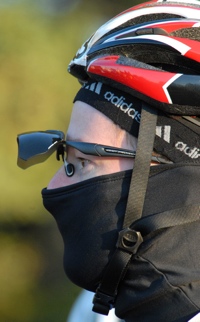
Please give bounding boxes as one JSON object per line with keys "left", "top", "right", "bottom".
{"left": 48, "top": 101, "right": 136, "bottom": 189}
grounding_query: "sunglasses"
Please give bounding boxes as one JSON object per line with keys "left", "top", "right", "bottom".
{"left": 17, "top": 130, "right": 171, "bottom": 170}
{"left": 17, "top": 130, "right": 137, "bottom": 169}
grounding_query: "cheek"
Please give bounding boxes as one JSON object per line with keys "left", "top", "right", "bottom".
{"left": 47, "top": 166, "right": 78, "bottom": 189}
{"left": 47, "top": 159, "right": 134, "bottom": 190}
{"left": 119, "top": 158, "right": 134, "bottom": 171}
{"left": 98, "top": 159, "right": 134, "bottom": 176}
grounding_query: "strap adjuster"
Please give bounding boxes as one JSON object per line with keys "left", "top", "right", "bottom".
{"left": 117, "top": 228, "right": 143, "bottom": 253}
{"left": 92, "top": 229, "right": 143, "bottom": 315}
{"left": 92, "top": 288, "right": 115, "bottom": 315}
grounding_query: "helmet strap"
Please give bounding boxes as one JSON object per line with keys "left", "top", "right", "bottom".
{"left": 92, "top": 103, "right": 158, "bottom": 315}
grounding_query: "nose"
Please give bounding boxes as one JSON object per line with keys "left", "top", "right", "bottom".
{"left": 47, "top": 165, "right": 71, "bottom": 189}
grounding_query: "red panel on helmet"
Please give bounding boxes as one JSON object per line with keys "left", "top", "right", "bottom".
{"left": 88, "top": 55, "right": 180, "bottom": 104}
{"left": 174, "top": 37, "right": 200, "bottom": 62}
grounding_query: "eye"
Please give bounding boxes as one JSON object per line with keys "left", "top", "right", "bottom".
{"left": 78, "top": 158, "right": 90, "bottom": 169}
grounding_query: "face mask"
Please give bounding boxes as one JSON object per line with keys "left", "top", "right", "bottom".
{"left": 42, "top": 170, "right": 132, "bottom": 291}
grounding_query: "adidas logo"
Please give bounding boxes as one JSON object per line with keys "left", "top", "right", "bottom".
{"left": 104, "top": 91, "right": 141, "bottom": 123}
{"left": 175, "top": 141, "right": 200, "bottom": 159}
{"left": 84, "top": 82, "right": 102, "bottom": 94}
{"left": 156, "top": 126, "right": 171, "bottom": 143}
{"left": 84, "top": 82, "right": 141, "bottom": 123}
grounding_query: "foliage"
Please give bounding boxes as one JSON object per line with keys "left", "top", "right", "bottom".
{"left": 0, "top": 1, "right": 141, "bottom": 321}
{"left": 0, "top": 0, "right": 138, "bottom": 222}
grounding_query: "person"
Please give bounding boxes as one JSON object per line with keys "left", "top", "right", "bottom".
{"left": 17, "top": 0, "right": 200, "bottom": 321}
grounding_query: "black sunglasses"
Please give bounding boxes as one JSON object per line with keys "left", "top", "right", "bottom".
{"left": 17, "top": 130, "right": 137, "bottom": 169}
{"left": 17, "top": 130, "right": 171, "bottom": 170}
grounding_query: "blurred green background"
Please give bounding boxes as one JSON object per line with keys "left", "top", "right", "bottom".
{"left": 0, "top": 0, "right": 140, "bottom": 321}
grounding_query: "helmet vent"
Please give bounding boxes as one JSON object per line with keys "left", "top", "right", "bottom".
{"left": 171, "top": 27, "right": 200, "bottom": 40}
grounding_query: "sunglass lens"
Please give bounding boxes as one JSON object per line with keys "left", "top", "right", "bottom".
{"left": 17, "top": 130, "right": 65, "bottom": 168}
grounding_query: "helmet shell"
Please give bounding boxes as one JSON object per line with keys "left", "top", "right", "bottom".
{"left": 68, "top": 0, "right": 200, "bottom": 115}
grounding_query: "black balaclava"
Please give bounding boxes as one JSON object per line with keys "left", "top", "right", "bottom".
{"left": 42, "top": 162, "right": 200, "bottom": 321}
{"left": 42, "top": 170, "right": 132, "bottom": 291}
{"left": 42, "top": 81, "right": 200, "bottom": 322}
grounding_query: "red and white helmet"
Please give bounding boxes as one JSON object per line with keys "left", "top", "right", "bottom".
{"left": 68, "top": 0, "right": 200, "bottom": 116}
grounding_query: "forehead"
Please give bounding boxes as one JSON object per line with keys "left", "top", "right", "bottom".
{"left": 67, "top": 101, "right": 120, "bottom": 144}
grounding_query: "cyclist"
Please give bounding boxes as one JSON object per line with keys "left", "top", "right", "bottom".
{"left": 17, "top": 1, "right": 200, "bottom": 321}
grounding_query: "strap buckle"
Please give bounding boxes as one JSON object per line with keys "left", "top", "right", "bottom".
{"left": 117, "top": 228, "right": 143, "bottom": 253}
{"left": 92, "top": 288, "right": 115, "bottom": 315}
{"left": 92, "top": 228, "right": 143, "bottom": 315}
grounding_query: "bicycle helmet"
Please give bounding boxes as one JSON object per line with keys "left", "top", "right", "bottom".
{"left": 69, "top": 0, "right": 200, "bottom": 116}
{"left": 68, "top": 0, "right": 200, "bottom": 315}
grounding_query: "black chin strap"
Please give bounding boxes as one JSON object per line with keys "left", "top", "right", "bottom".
{"left": 92, "top": 104, "right": 158, "bottom": 315}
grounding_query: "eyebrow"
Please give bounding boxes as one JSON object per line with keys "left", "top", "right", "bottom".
{"left": 65, "top": 134, "right": 84, "bottom": 142}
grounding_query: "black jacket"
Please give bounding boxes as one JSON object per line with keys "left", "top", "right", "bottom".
{"left": 116, "top": 163, "right": 200, "bottom": 322}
